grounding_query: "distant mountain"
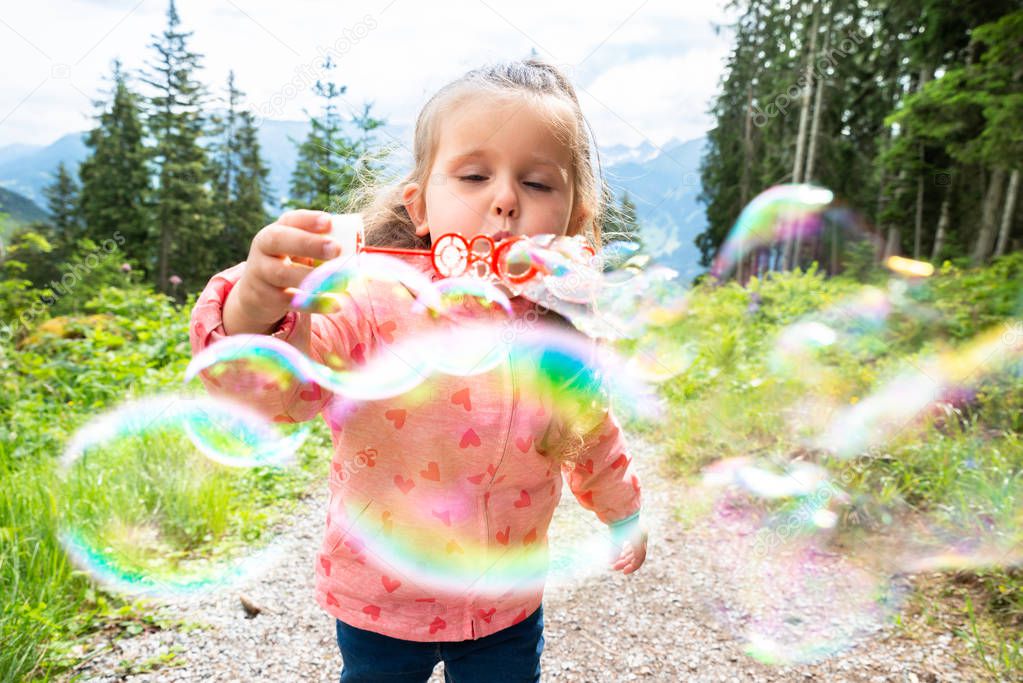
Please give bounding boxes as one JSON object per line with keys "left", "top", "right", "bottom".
{"left": 603, "top": 137, "right": 707, "bottom": 281}
{"left": 0, "top": 143, "right": 43, "bottom": 166}
{"left": 0, "top": 133, "right": 89, "bottom": 206}
{"left": 0, "top": 125, "right": 708, "bottom": 277}
{"left": 0, "top": 185, "right": 48, "bottom": 226}
{"left": 0, "top": 120, "right": 410, "bottom": 211}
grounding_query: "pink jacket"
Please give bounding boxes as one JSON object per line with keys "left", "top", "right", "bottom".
{"left": 189, "top": 255, "right": 642, "bottom": 642}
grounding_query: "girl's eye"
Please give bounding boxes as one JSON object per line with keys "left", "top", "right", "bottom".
{"left": 525, "top": 182, "right": 551, "bottom": 191}
{"left": 460, "top": 174, "right": 487, "bottom": 182}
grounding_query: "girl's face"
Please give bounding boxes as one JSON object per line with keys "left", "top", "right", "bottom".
{"left": 403, "top": 95, "right": 586, "bottom": 244}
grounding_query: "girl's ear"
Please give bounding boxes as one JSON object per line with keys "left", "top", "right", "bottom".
{"left": 402, "top": 182, "right": 430, "bottom": 237}
{"left": 569, "top": 204, "right": 591, "bottom": 237}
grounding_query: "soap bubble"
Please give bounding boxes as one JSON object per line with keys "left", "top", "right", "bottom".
{"left": 698, "top": 459, "right": 907, "bottom": 665}
{"left": 59, "top": 395, "right": 302, "bottom": 598}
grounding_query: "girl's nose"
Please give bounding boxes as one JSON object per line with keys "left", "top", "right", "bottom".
{"left": 492, "top": 180, "right": 518, "bottom": 219}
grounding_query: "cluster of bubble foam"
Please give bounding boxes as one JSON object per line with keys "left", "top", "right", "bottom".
{"left": 58, "top": 395, "right": 302, "bottom": 598}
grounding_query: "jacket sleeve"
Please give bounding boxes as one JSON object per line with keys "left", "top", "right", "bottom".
{"left": 561, "top": 404, "right": 642, "bottom": 526}
{"left": 188, "top": 262, "right": 376, "bottom": 424}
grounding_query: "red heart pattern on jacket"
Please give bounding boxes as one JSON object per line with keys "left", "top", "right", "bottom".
{"left": 459, "top": 428, "right": 481, "bottom": 448}
{"left": 377, "top": 319, "right": 397, "bottom": 343}
{"left": 299, "top": 384, "right": 322, "bottom": 402}
{"left": 451, "top": 387, "right": 472, "bottom": 411}
{"left": 385, "top": 408, "right": 406, "bottom": 429}
{"left": 420, "top": 461, "right": 440, "bottom": 481}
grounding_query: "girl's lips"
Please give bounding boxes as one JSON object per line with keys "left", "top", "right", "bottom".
{"left": 491, "top": 230, "right": 512, "bottom": 242}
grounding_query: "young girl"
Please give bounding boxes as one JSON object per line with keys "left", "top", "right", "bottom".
{"left": 190, "top": 59, "right": 647, "bottom": 682}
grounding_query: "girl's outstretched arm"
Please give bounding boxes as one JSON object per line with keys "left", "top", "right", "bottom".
{"left": 561, "top": 407, "right": 647, "bottom": 573}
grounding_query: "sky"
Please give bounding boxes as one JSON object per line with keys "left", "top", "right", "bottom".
{"left": 0, "top": 0, "right": 734, "bottom": 151}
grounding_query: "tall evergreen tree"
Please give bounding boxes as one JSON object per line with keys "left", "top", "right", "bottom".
{"left": 208, "top": 70, "right": 272, "bottom": 267}
{"left": 17, "top": 164, "right": 81, "bottom": 286}
{"left": 140, "top": 0, "right": 215, "bottom": 293}
{"left": 44, "top": 163, "right": 83, "bottom": 246}
{"left": 287, "top": 55, "right": 383, "bottom": 212}
{"left": 79, "top": 58, "right": 150, "bottom": 269}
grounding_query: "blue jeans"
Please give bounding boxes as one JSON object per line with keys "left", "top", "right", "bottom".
{"left": 335, "top": 605, "right": 544, "bottom": 682}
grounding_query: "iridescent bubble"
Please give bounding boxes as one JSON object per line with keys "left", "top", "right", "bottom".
{"left": 702, "top": 457, "right": 831, "bottom": 501}
{"left": 59, "top": 395, "right": 296, "bottom": 598}
{"left": 290, "top": 252, "right": 441, "bottom": 314}
{"left": 62, "top": 395, "right": 307, "bottom": 470}
{"left": 698, "top": 464, "right": 905, "bottom": 665}
{"left": 624, "top": 331, "right": 694, "bottom": 383}
{"left": 816, "top": 322, "right": 1022, "bottom": 458}
{"left": 710, "top": 184, "right": 883, "bottom": 281}
{"left": 428, "top": 276, "right": 512, "bottom": 316}
{"left": 188, "top": 321, "right": 658, "bottom": 422}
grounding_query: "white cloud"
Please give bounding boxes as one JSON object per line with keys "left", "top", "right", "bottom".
{"left": 0, "top": 0, "right": 733, "bottom": 149}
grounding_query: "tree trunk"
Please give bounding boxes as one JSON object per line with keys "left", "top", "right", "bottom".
{"left": 791, "top": 3, "right": 819, "bottom": 186}
{"left": 804, "top": 25, "right": 829, "bottom": 183}
{"left": 913, "top": 171, "right": 924, "bottom": 259}
{"left": 784, "top": 2, "right": 820, "bottom": 271}
{"left": 912, "top": 66, "right": 932, "bottom": 260}
{"left": 741, "top": 82, "right": 754, "bottom": 208}
{"left": 994, "top": 168, "right": 1019, "bottom": 258}
{"left": 931, "top": 191, "right": 950, "bottom": 262}
{"left": 973, "top": 167, "right": 1007, "bottom": 264}
{"left": 883, "top": 170, "right": 907, "bottom": 259}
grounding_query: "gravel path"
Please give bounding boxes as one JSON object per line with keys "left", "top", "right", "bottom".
{"left": 68, "top": 437, "right": 987, "bottom": 682}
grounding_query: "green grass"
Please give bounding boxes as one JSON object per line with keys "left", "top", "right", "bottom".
{"left": 0, "top": 284, "right": 329, "bottom": 681}
{"left": 648, "top": 253, "right": 1023, "bottom": 678}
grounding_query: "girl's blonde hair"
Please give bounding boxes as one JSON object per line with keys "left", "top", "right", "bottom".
{"left": 345, "top": 58, "right": 612, "bottom": 251}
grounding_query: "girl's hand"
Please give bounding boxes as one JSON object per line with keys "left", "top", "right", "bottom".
{"left": 610, "top": 525, "right": 648, "bottom": 575}
{"left": 224, "top": 210, "right": 343, "bottom": 334}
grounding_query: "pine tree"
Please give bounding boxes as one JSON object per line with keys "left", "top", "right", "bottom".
{"left": 208, "top": 70, "right": 271, "bottom": 267}
{"left": 79, "top": 58, "right": 150, "bottom": 269}
{"left": 287, "top": 55, "right": 383, "bottom": 212}
{"left": 16, "top": 164, "right": 81, "bottom": 286}
{"left": 140, "top": 0, "right": 216, "bottom": 293}
{"left": 44, "top": 163, "right": 83, "bottom": 246}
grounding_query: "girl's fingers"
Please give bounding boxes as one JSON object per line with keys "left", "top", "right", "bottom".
{"left": 257, "top": 223, "right": 343, "bottom": 262}
{"left": 277, "top": 209, "right": 333, "bottom": 233}
{"left": 260, "top": 256, "right": 316, "bottom": 290}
